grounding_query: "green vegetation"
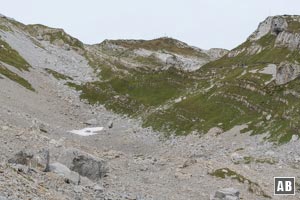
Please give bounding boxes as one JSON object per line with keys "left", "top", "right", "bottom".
{"left": 0, "top": 24, "right": 12, "bottom": 32}
{"left": 210, "top": 168, "right": 271, "bottom": 198}
{"left": 286, "top": 16, "right": 300, "bottom": 32}
{"left": 0, "top": 39, "right": 31, "bottom": 71}
{"left": 25, "top": 24, "right": 84, "bottom": 50}
{"left": 48, "top": 30, "right": 84, "bottom": 49}
{"left": 79, "top": 67, "right": 196, "bottom": 116}
{"left": 203, "top": 34, "right": 299, "bottom": 69}
{"left": 45, "top": 68, "right": 73, "bottom": 80}
{"left": 74, "top": 24, "right": 300, "bottom": 143}
{"left": 243, "top": 156, "right": 277, "bottom": 165}
{"left": 0, "top": 65, "right": 34, "bottom": 91}
{"left": 65, "top": 82, "right": 82, "bottom": 91}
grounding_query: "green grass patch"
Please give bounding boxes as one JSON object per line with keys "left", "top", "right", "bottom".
{"left": 107, "top": 37, "right": 209, "bottom": 58}
{"left": 45, "top": 68, "right": 73, "bottom": 80}
{"left": 79, "top": 67, "right": 196, "bottom": 116}
{"left": 0, "top": 65, "right": 34, "bottom": 91}
{"left": 0, "top": 39, "right": 31, "bottom": 71}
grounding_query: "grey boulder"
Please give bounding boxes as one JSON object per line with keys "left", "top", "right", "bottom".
{"left": 211, "top": 188, "right": 240, "bottom": 200}
{"left": 58, "top": 148, "right": 108, "bottom": 181}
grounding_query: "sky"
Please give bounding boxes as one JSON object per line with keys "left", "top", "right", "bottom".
{"left": 1, "top": 0, "right": 300, "bottom": 50}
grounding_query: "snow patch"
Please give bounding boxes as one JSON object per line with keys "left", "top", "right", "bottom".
{"left": 69, "top": 127, "right": 104, "bottom": 136}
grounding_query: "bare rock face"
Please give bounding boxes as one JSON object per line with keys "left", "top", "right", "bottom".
{"left": 166, "top": 55, "right": 184, "bottom": 67}
{"left": 276, "top": 62, "right": 300, "bottom": 85}
{"left": 249, "top": 16, "right": 288, "bottom": 41}
{"left": 58, "top": 148, "right": 108, "bottom": 181}
{"left": 270, "top": 17, "right": 288, "bottom": 35}
{"left": 205, "top": 48, "right": 229, "bottom": 60}
{"left": 275, "top": 31, "right": 300, "bottom": 50}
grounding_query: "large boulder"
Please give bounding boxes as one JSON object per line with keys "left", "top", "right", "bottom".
{"left": 276, "top": 62, "right": 300, "bottom": 85}
{"left": 49, "top": 162, "right": 80, "bottom": 184}
{"left": 58, "top": 148, "right": 108, "bottom": 181}
{"left": 211, "top": 188, "right": 240, "bottom": 200}
{"left": 8, "top": 149, "right": 50, "bottom": 172}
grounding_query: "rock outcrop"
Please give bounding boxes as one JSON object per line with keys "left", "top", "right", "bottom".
{"left": 275, "top": 31, "right": 300, "bottom": 50}
{"left": 249, "top": 16, "right": 288, "bottom": 41}
{"left": 276, "top": 62, "right": 300, "bottom": 85}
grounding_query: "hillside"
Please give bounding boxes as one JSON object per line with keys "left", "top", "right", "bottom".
{"left": 72, "top": 15, "right": 300, "bottom": 144}
{"left": 1, "top": 14, "right": 300, "bottom": 200}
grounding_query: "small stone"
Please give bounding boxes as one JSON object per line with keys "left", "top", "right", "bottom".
{"left": 107, "top": 120, "right": 113, "bottom": 129}
{"left": 84, "top": 119, "right": 98, "bottom": 126}
{"left": 0, "top": 196, "right": 8, "bottom": 200}
{"left": 266, "top": 114, "right": 272, "bottom": 121}
{"left": 174, "top": 170, "right": 192, "bottom": 180}
{"left": 1, "top": 126, "right": 9, "bottom": 131}
{"left": 63, "top": 44, "right": 71, "bottom": 51}
{"left": 93, "top": 184, "right": 104, "bottom": 192}
{"left": 265, "top": 150, "right": 275, "bottom": 156}
{"left": 207, "top": 127, "right": 223, "bottom": 136}
{"left": 211, "top": 188, "right": 240, "bottom": 200}
{"left": 180, "top": 158, "right": 197, "bottom": 168}
{"left": 36, "top": 35, "right": 43, "bottom": 41}
{"left": 291, "top": 134, "right": 299, "bottom": 142}
{"left": 73, "top": 185, "right": 83, "bottom": 193}
{"left": 230, "top": 153, "right": 244, "bottom": 164}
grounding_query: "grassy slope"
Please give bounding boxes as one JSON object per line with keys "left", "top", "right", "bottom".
{"left": 0, "top": 64, "right": 34, "bottom": 91}
{"left": 0, "top": 39, "right": 31, "bottom": 71}
{"left": 79, "top": 64, "right": 197, "bottom": 116}
{"left": 73, "top": 17, "right": 300, "bottom": 143}
{"left": 144, "top": 19, "right": 300, "bottom": 142}
{"left": 0, "top": 38, "right": 34, "bottom": 91}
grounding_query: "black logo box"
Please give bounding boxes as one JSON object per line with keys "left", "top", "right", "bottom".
{"left": 274, "top": 177, "right": 295, "bottom": 195}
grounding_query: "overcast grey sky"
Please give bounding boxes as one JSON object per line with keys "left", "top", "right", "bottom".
{"left": 1, "top": 0, "right": 300, "bottom": 50}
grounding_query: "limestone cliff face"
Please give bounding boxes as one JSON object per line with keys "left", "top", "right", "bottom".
{"left": 275, "top": 31, "right": 300, "bottom": 50}
{"left": 249, "top": 16, "right": 288, "bottom": 41}
{"left": 249, "top": 15, "right": 300, "bottom": 50}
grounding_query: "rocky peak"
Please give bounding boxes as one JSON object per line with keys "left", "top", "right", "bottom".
{"left": 247, "top": 15, "right": 300, "bottom": 50}
{"left": 249, "top": 15, "right": 290, "bottom": 41}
